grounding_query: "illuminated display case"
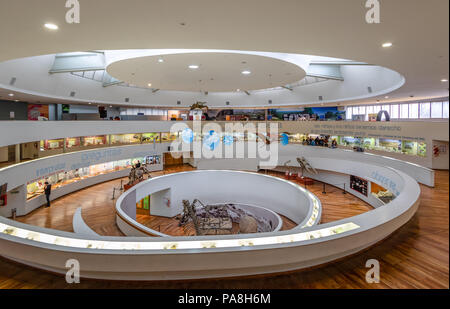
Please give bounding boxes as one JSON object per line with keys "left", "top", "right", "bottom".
{"left": 26, "top": 157, "right": 147, "bottom": 200}
{"left": 40, "top": 139, "right": 64, "bottom": 151}
{"left": 401, "top": 140, "right": 418, "bottom": 155}
{"left": 142, "top": 133, "right": 161, "bottom": 143}
{"left": 161, "top": 132, "right": 178, "bottom": 142}
{"left": 110, "top": 134, "right": 141, "bottom": 145}
{"left": 145, "top": 155, "right": 161, "bottom": 165}
{"left": 378, "top": 138, "right": 401, "bottom": 153}
{"left": 66, "top": 137, "right": 81, "bottom": 148}
{"left": 288, "top": 133, "right": 307, "bottom": 143}
{"left": 82, "top": 135, "right": 107, "bottom": 146}
{"left": 418, "top": 142, "right": 427, "bottom": 157}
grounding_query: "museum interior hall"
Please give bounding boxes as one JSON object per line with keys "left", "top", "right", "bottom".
{"left": 0, "top": 0, "right": 448, "bottom": 290}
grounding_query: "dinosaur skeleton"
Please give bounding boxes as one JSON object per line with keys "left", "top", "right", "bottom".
{"left": 296, "top": 157, "right": 318, "bottom": 175}
{"left": 127, "top": 165, "right": 152, "bottom": 185}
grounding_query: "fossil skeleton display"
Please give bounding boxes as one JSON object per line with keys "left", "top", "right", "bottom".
{"left": 296, "top": 157, "right": 318, "bottom": 175}
{"left": 179, "top": 199, "right": 273, "bottom": 236}
{"left": 127, "top": 165, "right": 152, "bottom": 185}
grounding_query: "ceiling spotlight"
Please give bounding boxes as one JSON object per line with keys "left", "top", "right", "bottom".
{"left": 441, "top": 79, "right": 448, "bottom": 82}
{"left": 385, "top": 96, "right": 389, "bottom": 99}
{"left": 44, "top": 23, "right": 59, "bottom": 30}
{"left": 88, "top": 103, "right": 92, "bottom": 105}
{"left": 382, "top": 42, "right": 393, "bottom": 48}
{"left": 236, "top": 89, "right": 241, "bottom": 92}
{"left": 148, "top": 83, "right": 152, "bottom": 87}
{"left": 8, "top": 93, "right": 14, "bottom": 97}
{"left": 158, "top": 58, "right": 164, "bottom": 63}
{"left": 241, "top": 70, "right": 251, "bottom": 75}
{"left": 189, "top": 65, "right": 199, "bottom": 69}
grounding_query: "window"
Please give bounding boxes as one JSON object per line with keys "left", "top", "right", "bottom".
{"left": 400, "top": 104, "right": 409, "bottom": 118}
{"left": 431, "top": 102, "right": 442, "bottom": 118}
{"left": 409, "top": 103, "right": 419, "bottom": 119}
{"left": 366, "top": 105, "right": 374, "bottom": 114}
{"left": 420, "top": 103, "right": 430, "bottom": 119}
{"left": 382, "top": 105, "right": 390, "bottom": 115}
{"left": 353, "top": 107, "right": 359, "bottom": 115}
{"left": 391, "top": 105, "right": 399, "bottom": 119}
{"left": 358, "top": 106, "right": 366, "bottom": 115}
{"left": 373, "top": 105, "right": 381, "bottom": 113}
{"left": 443, "top": 102, "right": 449, "bottom": 118}
{"left": 346, "top": 107, "right": 353, "bottom": 120}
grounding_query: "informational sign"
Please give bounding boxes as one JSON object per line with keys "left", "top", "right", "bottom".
{"left": 191, "top": 110, "right": 203, "bottom": 121}
{"left": 27, "top": 104, "right": 49, "bottom": 120}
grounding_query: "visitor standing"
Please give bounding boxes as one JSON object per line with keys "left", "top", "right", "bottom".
{"left": 44, "top": 182, "right": 52, "bottom": 208}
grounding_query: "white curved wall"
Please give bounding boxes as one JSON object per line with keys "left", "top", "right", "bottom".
{"left": 115, "top": 171, "right": 318, "bottom": 237}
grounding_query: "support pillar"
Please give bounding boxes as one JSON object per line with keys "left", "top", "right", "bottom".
{"left": 15, "top": 144, "right": 20, "bottom": 163}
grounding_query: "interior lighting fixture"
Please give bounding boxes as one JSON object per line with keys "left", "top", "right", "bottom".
{"left": 189, "top": 65, "right": 199, "bottom": 69}
{"left": 382, "top": 42, "right": 393, "bottom": 48}
{"left": 44, "top": 23, "right": 59, "bottom": 30}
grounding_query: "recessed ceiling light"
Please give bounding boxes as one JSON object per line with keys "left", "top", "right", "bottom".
{"left": 241, "top": 70, "right": 251, "bottom": 75}
{"left": 88, "top": 102, "right": 92, "bottom": 105}
{"left": 148, "top": 83, "right": 152, "bottom": 87}
{"left": 158, "top": 58, "right": 164, "bottom": 63}
{"left": 189, "top": 65, "right": 199, "bottom": 69}
{"left": 382, "top": 42, "right": 393, "bottom": 48}
{"left": 441, "top": 79, "right": 448, "bottom": 82}
{"left": 44, "top": 23, "right": 59, "bottom": 30}
{"left": 385, "top": 96, "right": 389, "bottom": 99}
{"left": 14, "top": 100, "right": 19, "bottom": 102}
{"left": 8, "top": 93, "right": 14, "bottom": 97}
{"left": 236, "top": 89, "right": 240, "bottom": 92}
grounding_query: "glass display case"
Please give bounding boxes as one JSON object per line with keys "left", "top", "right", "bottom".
{"left": 82, "top": 135, "right": 107, "bottom": 147}
{"left": 110, "top": 134, "right": 141, "bottom": 145}
{"left": 142, "top": 133, "right": 161, "bottom": 143}
{"left": 362, "top": 137, "right": 376, "bottom": 150}
{"left": 418, "top": 142, "right": 427, "bottom": 157}
{"left": 26, "top": 157, "right": 149, "bottom": 200}
{"left": 378, "top": 138, "right": 401, "bottom": 153}
{"left": 145, "top": 155, "right": 161, "bottom": 165}
{"left": 288, "top": 133, "right": 307, "bottom": 144}
{"left": 66, "top": 137, "right": 81, "bottom": 148}
{"left": 40, "top": 139, "right": 64, "bottom": 151}
{"left": 161, "top": 132, "right": 178, "bottom": 143}
{"left": 401, "top": 140, "right": 418, "bottom": 156}
{"left": 340, "top": 136, "right": 362, "bottom": 147}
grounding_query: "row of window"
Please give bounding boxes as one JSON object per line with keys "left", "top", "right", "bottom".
{"left": 346, "top": 101, "right": 449, "bottom": 120}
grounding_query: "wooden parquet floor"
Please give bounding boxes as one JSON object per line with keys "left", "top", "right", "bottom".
{"left": 0, "top": 166, "right": 448, "bottom": 289}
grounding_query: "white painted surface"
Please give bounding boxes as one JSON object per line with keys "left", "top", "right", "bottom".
{"left": 72, "top": 208, "right": 99, "bottom": 237}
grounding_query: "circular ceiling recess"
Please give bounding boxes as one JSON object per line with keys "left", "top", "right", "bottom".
{"left": 106, "top": 52, "right": 306, "bottom": 92}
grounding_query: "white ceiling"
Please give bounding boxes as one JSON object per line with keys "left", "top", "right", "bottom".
{"left": 107, "top": 52, "right": 306, "bottom": 92}
{"left": 0, "top": 0, "right": 448, "bottom": 106}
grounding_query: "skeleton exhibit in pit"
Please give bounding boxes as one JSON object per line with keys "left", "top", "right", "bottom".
{"left": 179, "top": 199, "right": 274, "bottom": 236}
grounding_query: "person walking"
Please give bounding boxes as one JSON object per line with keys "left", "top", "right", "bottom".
{"left": 44, "top": 181, "right": 52, "bottom": 208}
